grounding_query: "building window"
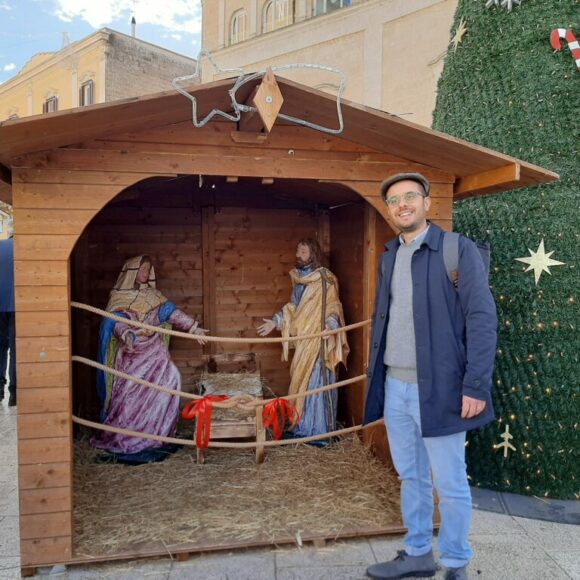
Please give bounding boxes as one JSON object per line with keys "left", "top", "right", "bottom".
{"left": 314, "top": 0, "right": 351, "bottom": 16}
{"left": 43, "top": 96, "right": 58, "bottom": 113}
{"left": 79, "top": 80, "right": 95, "bottom": 106}
{"left": 263, "top": 0, "right": 292, "bottom": 33}
{"left": 230, "top": 9, "right": 247, "bottom": 45}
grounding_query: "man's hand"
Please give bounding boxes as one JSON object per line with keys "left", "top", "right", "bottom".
{"left": 461, "top": 395, "right": 486, "bottom": 419}
{"left": 257, "top": 318, "right": 276, "bottom": 337}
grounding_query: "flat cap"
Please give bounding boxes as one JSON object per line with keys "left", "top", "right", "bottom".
{"left": 380, "top": 172, "right": 430, "bottom": 201}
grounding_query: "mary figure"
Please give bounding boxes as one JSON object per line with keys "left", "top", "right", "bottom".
{"left": 91, "top": 255, "right": 206, "bottom": 463}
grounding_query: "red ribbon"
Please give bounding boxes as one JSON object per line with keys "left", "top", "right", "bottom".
{"left": 262, "top": 399, "right": 301, "bottom": 440}
{"left": 181, "top": 395, "right": 229, "bottom": 449}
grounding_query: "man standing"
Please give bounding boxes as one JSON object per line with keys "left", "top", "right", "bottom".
{"left": 0, "top": 236, "right": 16, "bottom": 406}
{"left": 258, "top": 238, "right": 349, "bottom": 438}
{"left": 364, "top": 174, "right": 497, "bottom": 580}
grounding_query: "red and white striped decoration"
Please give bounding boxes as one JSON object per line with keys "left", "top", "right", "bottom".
{"left": 550, "top": 28, "right": 580, "bottom": 72}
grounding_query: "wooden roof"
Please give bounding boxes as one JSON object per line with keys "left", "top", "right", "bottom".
{"left": 0, "top": 76, "right": 557, "bottom": 205}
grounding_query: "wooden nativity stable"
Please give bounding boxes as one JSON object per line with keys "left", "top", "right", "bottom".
{"left": 0, "top": 74, "right": 557, "bottom": 575}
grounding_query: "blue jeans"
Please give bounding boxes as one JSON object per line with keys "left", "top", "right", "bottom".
{"left": 384, "top": 375, "right": 473, "bottom": 569}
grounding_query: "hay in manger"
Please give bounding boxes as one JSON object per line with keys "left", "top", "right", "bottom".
{"left": 197, "top": 370, "right": 265, "bottom": 422}
{"left": 191, "top": 353, "right": 268, "bottom": 463}
{"left": 73, "top": 435, "right": 402, "bottom": 558}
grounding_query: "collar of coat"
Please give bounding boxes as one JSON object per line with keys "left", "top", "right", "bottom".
{"left": 384, "top": 221, "right": 444, "bottom": 253}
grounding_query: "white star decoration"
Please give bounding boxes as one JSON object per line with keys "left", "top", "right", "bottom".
{"left": 515, "top": 239, "right": 565, "bottom": 285}
{"left": 172, "top": 49, "right": 346, "bottom": 135}
{"left": 486, "top": 0, "right": 524, "bottom": 11}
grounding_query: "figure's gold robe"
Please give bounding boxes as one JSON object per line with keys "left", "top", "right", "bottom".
{"left": 279, "top": 267, "right": 349, "bottom": 417}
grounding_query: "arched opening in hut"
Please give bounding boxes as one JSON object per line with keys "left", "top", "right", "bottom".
{"left": 68, "top": 174, "right": 403, "bottom": 558}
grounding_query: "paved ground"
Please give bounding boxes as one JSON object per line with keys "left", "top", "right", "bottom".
{"left": 1, "top": 398, "right": 579, "bottom": 580}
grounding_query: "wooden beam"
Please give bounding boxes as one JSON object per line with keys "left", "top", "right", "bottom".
{"left": 12, "top": 182, "right": 125, "bottom": 210}
{"left": 20, "top": 512, "right": 72, "bottom": 541}
{"left": 14, "top": 235, "right": 79, "bottom": 261}
{"left": 79, "top": 139, "right": 399, "bottom": 163}
{"left": 18, "top": 437, "right": 70, "bottom": 465}
{"left": 101, "top": 121, "right": 398, "bottom": 156}
{"left": 229, "top": 131, "right": 270, "bottom": 144}
{"left": 19, "top": 462, "right": 71, "bottom": 490}
{"left": 19, "top": 523, "right": 408, "bottom": 571}
{"left": 454, "top": 163, "right": 520, "bottom": 199}
{"left": 14, "top": 149, "right": 455, "bottom": 184}
{"left": 20, "top": 536, "right": 72, "bottom": 568}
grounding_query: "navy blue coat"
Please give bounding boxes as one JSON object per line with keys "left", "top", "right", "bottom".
{"left": 363, "top": 224, "right": 497, "bottom": 437}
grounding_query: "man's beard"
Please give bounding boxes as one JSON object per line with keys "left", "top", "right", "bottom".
{"left": 295, "top": 258, "right": 312, "bottom": 269}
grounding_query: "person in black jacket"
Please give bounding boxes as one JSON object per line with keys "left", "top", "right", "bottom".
{"left": 0, "top": 236, "right": 16, "bottom": 406}
{"left": 364, "top": 173, "right": 497, "bottom": 580}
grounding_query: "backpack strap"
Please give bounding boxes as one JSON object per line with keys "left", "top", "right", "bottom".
{"left": 443, "top": 231, "right": 460, "bottom": 288}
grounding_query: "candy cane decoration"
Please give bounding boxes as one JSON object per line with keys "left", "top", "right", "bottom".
{"left": 550, "top": 28, "right": 580, "bottom": 72}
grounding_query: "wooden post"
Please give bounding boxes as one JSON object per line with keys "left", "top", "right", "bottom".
{"left": 201, "top": 206, "right": 216, "bottom": 355}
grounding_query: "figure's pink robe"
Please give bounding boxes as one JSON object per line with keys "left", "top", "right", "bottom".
{"left": 91, "top": 306, "right": 195, "bottom": 455}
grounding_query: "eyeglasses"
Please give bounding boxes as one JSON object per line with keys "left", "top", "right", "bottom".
{"left": 385, "top": 191, "right": 426, "bottom": 206}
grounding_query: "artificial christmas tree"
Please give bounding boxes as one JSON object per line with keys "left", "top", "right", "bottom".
{"left": 433, "top": 0, "right": 578, "bottom": 499}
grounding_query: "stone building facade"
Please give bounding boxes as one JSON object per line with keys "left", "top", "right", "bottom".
{"left": 200, "top": 0, "right": 458, "bottom": 127}
{"left": 0, "top": 29, "right": 197, "bottom": 121}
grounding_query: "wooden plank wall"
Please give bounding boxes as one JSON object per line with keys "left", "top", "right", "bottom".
{"left": 12, "top": 174, "right": 76, "bottom": 567}
{"left": 71, "top": 185, "right": 205, "bottom": 416}
{"left": 212, "top": 206, "right": 318, "bottom": 395}
{"left": 72, "top": 190, "right": 321, "bottom": 406}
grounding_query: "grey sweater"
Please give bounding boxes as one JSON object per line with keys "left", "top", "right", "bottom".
{"left": 384, "top": 227, "right": 430, "bottom": 383}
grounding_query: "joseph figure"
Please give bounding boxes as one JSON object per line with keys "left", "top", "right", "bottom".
{"left": 258, "top": 238, "right": 349, "bottom": 438}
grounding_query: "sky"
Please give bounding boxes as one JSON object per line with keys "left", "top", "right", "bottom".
{"left": 0, "top": 0, "right": 202, "bottom": 84}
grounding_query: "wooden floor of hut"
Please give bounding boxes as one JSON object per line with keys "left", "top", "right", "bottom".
{"left": 72, "top": 435, "right": 404, "bottom": 561}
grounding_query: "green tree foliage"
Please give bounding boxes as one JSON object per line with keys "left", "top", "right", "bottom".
{"left": 433, "top": 0, "right": 579, "bottom": 499}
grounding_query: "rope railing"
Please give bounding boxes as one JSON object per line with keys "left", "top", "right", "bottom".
{"left": 71, "top": 301, "right": 374, "bottom": 450}
{"left": 72, "top": 415, "right": 384, "bottom": 449}
{"left": 72, "top": 355, "right": 366, "bottom": 410}
{"left": 70, "top": 301, "right": 371, "bottom": 343}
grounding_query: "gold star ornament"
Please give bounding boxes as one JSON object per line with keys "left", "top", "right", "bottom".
{"left": 515, "top": 239, "right": 565, "bottom": 284}
{"left": 450, "top": 18, "right": 468, "bottom": 53}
